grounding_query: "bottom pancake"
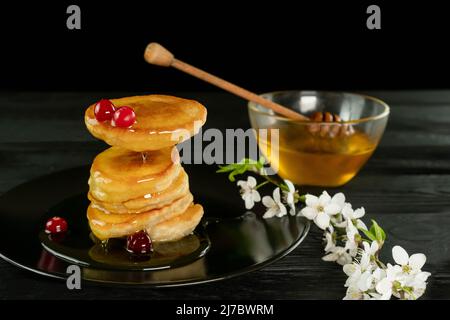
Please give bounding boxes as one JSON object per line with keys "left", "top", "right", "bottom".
{"left": 147, "top": 204, "right": 204, "bottom": 242}
{"left": 87, "top": 193, "right": 203, "bottom": 242}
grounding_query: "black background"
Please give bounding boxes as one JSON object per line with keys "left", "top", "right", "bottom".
{"left": 0, "top": 1, "right": 449, "bottom": 92}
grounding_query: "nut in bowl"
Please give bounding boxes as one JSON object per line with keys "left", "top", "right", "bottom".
{"left": 248, "top": 91, "right": 390, "bottom": 187}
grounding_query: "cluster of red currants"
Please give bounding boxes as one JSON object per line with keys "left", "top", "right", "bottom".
{"left": 94, "top": 99, "right": 136, "bottom": 127}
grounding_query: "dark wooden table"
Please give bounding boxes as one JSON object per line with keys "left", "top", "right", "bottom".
{"left": 1, "top": 91, "right": 449, "bottom": 299}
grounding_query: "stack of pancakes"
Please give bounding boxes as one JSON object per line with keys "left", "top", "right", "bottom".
{"left": 84, "top": 95, "right": 207, "bottom": 242}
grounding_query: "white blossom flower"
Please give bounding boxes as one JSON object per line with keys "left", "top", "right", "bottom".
{"left": 374, "top": 278, "right": 393, "bottom": 300}
{"left": 400, "top": 271, "right": 431, "bottom": 300}
{"left": 375, "top": 263, "right": 401, "bottom": 300}
{"left": 342, "top": 204, "right": 365, "bottom": 220}
{"left": 344, "top": 219, "right": 361, "bottom": 257}
{"left": 362, "top": 240, "right": 379, "bottom": 258}
{"left": 392, "top": 245, "right": 427, "bottom": 276}
{"left": 343, "top": 285, "right": 371, "bottom": 300}
{"left": 237, "top": 176, "right": 261, "bottom": 210}
{"left": 343, "top": 252, "right": 372, "bottom": 288}
{"left": 300, "top": 191, "right": 343, "bottom": 230}
{"left": 376, "top": 255, "right": 431, "bottom": 300}
{"left": 379, "top": 246, "right": 431, "bottom": 300}
{"left": 343, "top": 266, "right": 389, "bottom": 300}
{"left": 262, "top": 188, "right": 287, "bottom": 218}
{"left": 372, "top": 267, "right": 387, "bottom": 285}
{"left": 323, "top": 225, "right": 336, "bottom": 252}
{"left": 335, "top": 204, "right": 367, "bottom": 230}
{"left": 322, "top": 246, "right": 352, "bottom": 266}
{"left": 282, "top": 179, "right": 297, "bottom": 215}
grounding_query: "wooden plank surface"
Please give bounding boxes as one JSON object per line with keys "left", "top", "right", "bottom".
{"left": 0, "top": 91, "right": 449, "bottom": 299}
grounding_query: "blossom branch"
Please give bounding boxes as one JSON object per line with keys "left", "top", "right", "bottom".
{"left": 217, "top": 157, "right": 431, "bottom": 300}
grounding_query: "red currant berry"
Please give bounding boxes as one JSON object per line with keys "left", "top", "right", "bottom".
{"left": 94, "top": 99, "right": 115, "bottom": 122}
{"left": 45, "top": 216, "right": 68, "bottom": 234}
{"left": 112, "top": 106, "right": 136, "bottom": 127}
{"left": 126, "top": 230, "right": 152, "bottom": 254}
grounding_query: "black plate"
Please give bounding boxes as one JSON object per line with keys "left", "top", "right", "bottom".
{"left": 0, "top": 164, "right": 309, "bottom": 287}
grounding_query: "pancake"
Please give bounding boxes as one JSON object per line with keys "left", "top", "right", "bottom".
{"left": 148, "top": 204, "right": 204, "bottom": 242}
{"left": 88, "top": 146, "right": 180, "bottom": 203}
{"left": 88, "top": 169, "right": 190, "bottom": 214}
{"left": 85, "top": 95, "right": 207, "bottom": 152}
{"left": 87, "top": 193, "right": 193, "bottom": 240}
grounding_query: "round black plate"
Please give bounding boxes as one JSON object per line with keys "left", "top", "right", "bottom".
{"left": 0, "top": 164, "right": 309, "bottom": 286}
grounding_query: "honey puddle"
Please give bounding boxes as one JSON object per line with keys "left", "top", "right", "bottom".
{"left": 258, "top": 128, "right": 376, "bottom": 186}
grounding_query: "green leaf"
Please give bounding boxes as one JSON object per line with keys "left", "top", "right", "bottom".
{"left": 258, "top": 157, "right": 266, "bottom": 166}
{"left": 371, "top": 219, "right": 386, "bottom": 242}
{"left": 216, "top": 157, "right": 267, "bottom": 182}
{"left": 359, "top": 227, "right": 377, "bottom": 242}
{"left": 380, "top": 228, "right": 386, "bottom": 241}
{"left": 216, "top": 163, "right": 238, "bottom": 173}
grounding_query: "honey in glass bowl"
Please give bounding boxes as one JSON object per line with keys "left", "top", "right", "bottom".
{"left": 248, "top": 91, "right": 389, "bottom": 187}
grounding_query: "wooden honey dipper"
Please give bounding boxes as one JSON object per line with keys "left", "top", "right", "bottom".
{"left": 144, "top": 42, "right": 351, "bottom": 137}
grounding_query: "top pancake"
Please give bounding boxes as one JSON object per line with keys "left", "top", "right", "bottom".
{"left": 85, "top": 95, "right": 207, "bottom": 151}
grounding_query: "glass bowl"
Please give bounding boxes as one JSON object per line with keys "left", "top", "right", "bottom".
{"left": 248, "top": 91, "right": 389, "bottom": 187}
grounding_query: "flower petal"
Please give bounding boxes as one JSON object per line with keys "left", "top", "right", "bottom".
{"left": 318, "top": 191, "right": 331, "bottom": 207}
{"left": 353, "top": 207, "right": 365, "bottom": 219}
{"left": 371, "top": 241, "right": 379, "bottom": 254}
{"left": 288, "top": 203, "right": 296, "bottom": 216}
{"left": 415, "top": 271, "right": 431, "bottom": 282}
{"left": 324, "top": 233, "right": 335, "bottom": 252}
{"left": 276, "top": 204, "right": 287, "bottom": 217}
{"left": 305, "top": 194, "right": 318, "bottom": 207}
{"left": 262, "top": 195, "right": 275, "bottom": 208}
{"left": 359, "top": 253, "right": 370, "bottom": 271}
{"left": 325, "top": 203, "right": 341, "bottom": 215}
{"left": 343, "top": 263, "right": 356, "bottom": 276}
{"left": 284, "top": 179, "right": 295, "bottom": 192}
{"left": 300, "top": 207, "right": 317, "bottom": 220}
{"left": 251, "top": 190, "right": 261, "bottom": 203}
{"left": 356, "top": 219, "right": 368, "bottom": 230}
{"left": 357, "top": 271, "right": 372, "bottom": 291}
{"left": 322, "top": 252, "right": 337, "bottom": 262}
{"left": 237, "top": 180, "right": 246, "bottom": 188}
{"left": 284, "top": 192, "right": 294, "bottom": 204}
{"left": 314, "top": 212, "right": 330, "bottom": 230}
{"left": 331, "top": 192, "right": 346, "bottom": 207}
{"left": 362, "top": 241, "right": 370, "bottom": 253}
{"left": 334, "top": 221, "right": 347, "bottom": 228}
{"left": 343, "top": 286, "right": 363, "bottom": 300}
{"left": 337, "top": 252, "right": 353, "bottom": 266}
{"left": 263, "top": 208, "right": 276, "bottom": 219}
{"left": 247, "top": 176, "right": 257, "bottom": 188}
{"left": 273, "top": 188, "right": 281, "bottom": 203}
{"left": 341, "top": 204, "right": 354, "bottom": 219}
{"left": 376, "top": 278, "right": 392, "bottom": 295}
{"left": 243, "top": 194, "right": 254, "bottom": 209}
{"left": 409, "top": 253, "right": 426, "bottom": 270}
{"left": 392, "top": 246, "right": 409, "bottom": 265}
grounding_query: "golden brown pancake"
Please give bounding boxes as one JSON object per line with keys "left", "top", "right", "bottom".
{"left": 88, "top": 169, "right": 190, "bottom": 214}
{"left": 87, "top": 193, "right": 193, "bottom": 240}
{"left": 85, "top": 95, "right": 207, "bottom": 152}
{"left": 148, "top": 204, "right": 204, "bottom": 242}
{"left": 88, "top": 146, "right": 180, "bottom": 203}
